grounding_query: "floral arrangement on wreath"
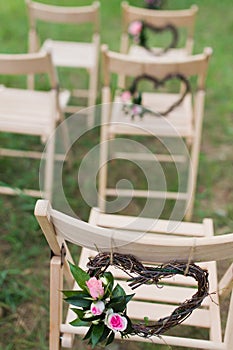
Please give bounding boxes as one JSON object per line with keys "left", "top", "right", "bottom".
{"left": 120, "top": 88, "right": 160, "bottom": 119}
{"left": 63, "top": 252, "right": 209, "bottom": 348}
{"left": 63, "top": 262, "right": 134, "bottom": 347}
{"left": 128, "top": 19, "right": 178, "bottom": 56}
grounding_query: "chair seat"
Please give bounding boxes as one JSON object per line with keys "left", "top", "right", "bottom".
{"left": 41, "top": 39, "right": 98, "bottom": 69}
{"left": 0, "top": 86, "right": 70, "bottom": 137}
{"left": 110, "top": 93, "right": 193, "bottom": 137}
{"left": 129, "top": 45, "right": 189, "bottom": 60}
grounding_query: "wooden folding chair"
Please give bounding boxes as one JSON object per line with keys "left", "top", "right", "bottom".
{"left": 0, "top": 52, "right": 70, "bottom": 201}
{"left": 26, "top": 0, "right": 100, "bottom": 124}
{"left": 121, "top": 2, "right": 198, "bottom": 58}
{"left": 98, "top": 45, "right": 212, "bottom": 220}
{"left": 119, "top": 2, "right": 198, "bottom": 87}
{"left": 35, "top": 198, "right": 233, "bottom": 349}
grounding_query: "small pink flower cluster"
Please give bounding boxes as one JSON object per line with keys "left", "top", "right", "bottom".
{"left": 120, "top": 90, "right": 144, "bottom": 119}
{"left": 86, "top": 277, "right": 127, "bottom": 332}
{"left": 128, "top": 21, "right": 143, "bottom": 44}
{"left": 128, "top": 21, "right": 143, "bottom": 36}
{"left": 121, "top": 90, "right": 132, "bottom": 103}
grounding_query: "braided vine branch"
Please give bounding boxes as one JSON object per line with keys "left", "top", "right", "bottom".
{"left": 87, "top": 252, "right": 209, "bottom": 338}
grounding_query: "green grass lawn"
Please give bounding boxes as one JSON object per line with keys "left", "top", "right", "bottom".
{"left": 0, "top": 0, "right": 233, "bottom": 349}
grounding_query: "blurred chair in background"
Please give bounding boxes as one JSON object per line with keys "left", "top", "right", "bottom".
{"left": 120, "top": 1, "right": 198, "bottom": 86}
{"left": 98, "top": 45, "right": 212, "bottom": 220}
{"left": 0, "top": 51, "right": 70, "bottom": 201}
{"left": 26, "top": 0, "right": 100, "bottom": 125}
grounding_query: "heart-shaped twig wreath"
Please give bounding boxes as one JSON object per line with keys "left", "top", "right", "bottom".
{"left": 128, "top": 20, "right": 179, "bottom": 56}
{"left": 64, "top": 252, "right": 209, "bottom": 347}
{"left": 120, "top": 73, "right": 191, "bottom": 119}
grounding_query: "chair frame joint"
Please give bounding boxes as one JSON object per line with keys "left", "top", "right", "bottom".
{"left": 61, "top": 243, "right": 67, "bottom": 267}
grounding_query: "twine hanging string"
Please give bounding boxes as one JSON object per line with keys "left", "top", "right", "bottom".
{"left": 87, "top": 252, "right": 209, "bottom": 338}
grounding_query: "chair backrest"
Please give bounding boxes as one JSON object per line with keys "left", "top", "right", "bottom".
{"left": 102, "top": 44, "right": 212, "bottom": 91}
{"left": 0, "top": 51, "right": 57, "bottom": 89}
{"left": 35, "top": 199, "right": 233, "bottom": 265}
{"left": 121, "top": 1, "right": 198, "bottom": 54}
{"left": 26, "top": 0, "right": 100, "bottom": 51}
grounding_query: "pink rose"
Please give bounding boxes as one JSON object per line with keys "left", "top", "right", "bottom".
{"left": 121, "top": 90, "right": 132, "bottom": 103}
{"left": 132, "top": 105, "right": 143, "bottom": 115}
{"left": 128, "top": 21, "right": 143, "bottom": 36}
{"left": 86, "top": 277, "right": 104, "bottom": 300}
{"left": 90, "top": 301, "right": 105, "bottom": 316}
{"left": 105, "top": 311, "right": 127, "bottom": 332}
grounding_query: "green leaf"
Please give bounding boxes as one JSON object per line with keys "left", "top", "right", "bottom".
{"left": 65, "top": 291, "right": 92, "bottom": 308}
{"left": 112, "top": 283, "right": 125, "bottom": 298}
{"left": 109, "top": 295, "right": 123, "bottom": 304}
{"left": 83, "top": 324, "right": 94, "bottom": 340}
{"left": 105, "top": 331, "right": 115, "bottom": 346}
{"left": 63, "top": 290, "right": 90, "bottom": 298}
{"left": 70, "top": 318, "right": 89, "bottom": 327}
{"left": 108, "top": 297, "right": 127, "bottom": 313}
{"left": 68, "top": 261, "right": 90, "bottom": 290}
{"left": 91, "top": 323, "right": 105, "bottom": 348}
{"left": 103, "top": 272, "right": 114, "bottom": 298}
{"left": 125, "top": 293, "right": 135, "bottom": 304}
{"left": 123, "top": 315, "right": 133, "bottom": 334}
{"left": 71, "top": 308, "right": 84, "bottom": 317}
{"left": 71, "top": 308, "right": 104, "bottom": 322}
{"left": 99, "top": 325, "right": 111, "bottom": 342}
{"left": 108, "top": 293, "right": 134, "bottom": 312}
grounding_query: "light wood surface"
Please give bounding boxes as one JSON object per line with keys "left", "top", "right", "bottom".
{"left": 35, "top": 199, "right": 233, "bottom": 349}
{"left": 99, "top": 46, "right": 212, "bottom": 220}
{"left": 0, "top": 52, "right": 70, "bottom": 200}
{"left": 26, "top": 0, "right": 100, "bottom": 125}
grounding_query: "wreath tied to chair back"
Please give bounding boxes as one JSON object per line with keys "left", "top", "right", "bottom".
{"left": 128, "top": 20, "right": 178, "bottom": 56}
{"left": 120, "top": 73, "right": 191, "bottom": 119}
{"left": 64, "top": 252, "right": 209, "bottom": 348}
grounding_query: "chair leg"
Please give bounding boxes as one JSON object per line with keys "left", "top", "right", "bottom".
{"left": 43, "top": 132, "right": 55, "bottom": 201}
{"left": 59, "top": 115, "right": 73, "bottom": 169}
{"left": 185, "top": 91, "right": 205, "bottom": 221}
{"left": 98, "top": 102, "right": 111, "bottom": 212}
{"left": 98, "top": 140, "right": 108, "bottom": 212}
{"left": 87, "top": 61, "right": 99, "bottom": 127}
{"left": 50, "top": 256, "right": 63, "bottom": 350}
{"left": 224, "top": 289, "right": 233, "bottom": 348}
